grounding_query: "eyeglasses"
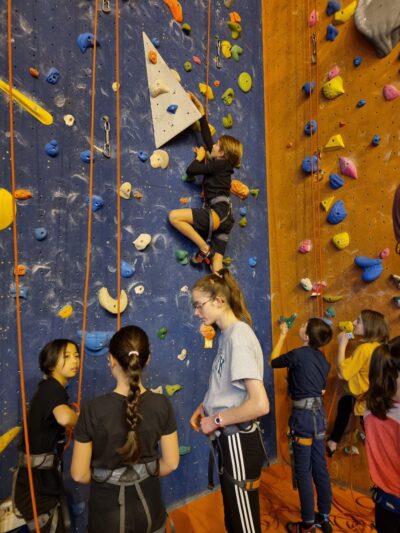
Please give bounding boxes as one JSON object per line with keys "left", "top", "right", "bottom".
{"left": 192, "top": 298, "right": 213, "bottom": 311}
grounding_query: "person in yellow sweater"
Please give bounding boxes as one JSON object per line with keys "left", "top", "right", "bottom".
{"left": 326, "top": 309, "right": 389, "bottom": 456}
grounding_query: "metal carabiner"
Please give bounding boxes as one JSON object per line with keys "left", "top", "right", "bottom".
{"left": 102, "top": 0, "right": 111, "bottom": 14}
{"left": 102, "top": 115, "right": 111, "bottom": 159}
{"left": 214, "top": 35, "right": 222, "bottom": 69}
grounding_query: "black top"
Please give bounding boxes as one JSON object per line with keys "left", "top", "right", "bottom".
{"left": 75, "top": 390, "right": 177, "bottom": 470}
{"left": 186, "top": 116, "right": 234, "bottom": 204}
{"left": 271, "top": 346, "right": 331, "bottom": 400}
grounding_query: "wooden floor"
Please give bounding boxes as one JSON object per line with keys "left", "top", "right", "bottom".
{"left": 169, "top": 464, "right": 375, "bottom": 532}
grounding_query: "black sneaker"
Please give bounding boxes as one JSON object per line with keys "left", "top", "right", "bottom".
{"left": 286, "top": 521, "right": 316, "bottom": 533}
{"left": 314, "top": 513, "right": 333, "bottom": 533}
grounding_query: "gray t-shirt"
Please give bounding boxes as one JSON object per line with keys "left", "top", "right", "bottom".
{"left": 203, "top": 321, "right": 264, "bottom": 415}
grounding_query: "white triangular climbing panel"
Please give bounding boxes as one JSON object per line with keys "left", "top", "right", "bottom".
{"left": 143, "top": 32, "right": 202, "bottom": 148}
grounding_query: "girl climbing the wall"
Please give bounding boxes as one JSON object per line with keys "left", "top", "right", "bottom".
{"left": 326, "top": 309, "right": 389, "bottom": 456}
{"left": 168, "top": 92, "right": 243, "bottom": 273}
{"left": 71, "top": 325, "right": 179, "bottom": 533}
{"left": 364, "top": 339, "right": 400, "bottom": 533}
{"left": 13, "top": 339, "right": 80, "bottom": 533}
{"left": 189, "top": 269, "right": 270, "bottom": 533}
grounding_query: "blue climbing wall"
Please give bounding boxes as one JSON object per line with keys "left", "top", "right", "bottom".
{"left": 0, "top": 0, "right": 275, "bottom": 525}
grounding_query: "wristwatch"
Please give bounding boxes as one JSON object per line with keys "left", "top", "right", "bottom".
{"left": 214, "top": 413, "right": 224, "bottom": 428}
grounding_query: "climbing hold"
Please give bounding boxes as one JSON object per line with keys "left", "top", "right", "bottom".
{"left": 326, "top": 24, "right": 339, "bottom": 41}
{"left": 0, "top": 79, "right": 53, "bottom": 125}
{"left": 170, "top": 69, "right": 181, "bottom": 83}
{"left": 327, "top": 200, "right": 347, "bottom": 224}
{"left": 223, "top": 257, "right": 232, "bottom": 265}
{"left": 322, "top": 76, "right": 345, "bottom": 99}
{"left": 229, "top": 11, "right": 241, "bottom": 23}
{"left": 167, "top": 104, "right": 178, "bottom": 114}
{"left": 181, "top": 22, "right": 191, "bottom": 35}
{"left": 175, "top": 250, "right": 189, "bottom": 265}
{"left": 279, "top": 313, "right": 297, "bottom": 329}
{"left": 327, "top": 66, "right": 341, "bottom": 80}
{"left": 339, "top": 321, "right": 354, "bottom": 334}
{"left": 221, "top": 87, "right": 235, "bottom": 105}
{"left": 119, "top": 182, "right": 132, "bottom": 199}
{"left": 311, "top": 281, "right": 327, "bottom": 297}
{"left": 323, "top": 294, "right": 343, "bottom": 302}
{"left": 238, "top": 72, "right": 252, "bottom": 93}
{"left": 298, "top": 239, "right": 312, "bottom": 254}
{"left": 393, "top": 296, "right": 400, "bottom": 308}
{"left": 222, "top": 114, "right": 233, "bottom": 128}
{"left": 133, "top": 233, "right": 152, "bottom": 251}
{"left": 183, "top": 61, "right": 192, "bottom": 72}
{"left": 179, "top": 445, "right": 191, "bottom": 455}
{"left": 248, "top": 257, "right": 257, "bottom": 267}
{"left": 302, "top": 156, "right": 319, "bottom": 174}
{"left": 151, "top": 37, "right": 160, "bottom": 48}
{"left": 383, "top": 84, "right": 400, "bottom": 101}
{"left": 121, "top": 260, "right": 135, "bottom": 278}
{"left": 227, "top": 21, "right": 242, "bottom": 39}
{"left": 150, "top": 149, "right": 169, "bottom": 169}
{"left": 239, "top": 217, "right": 247, "bottom": 227}
{"left": 181, "top": 174, "right": 195, "bottom": 182}
{"left": 221, "top": 40, "right": 232, "bottom": 58}
{"left": 177, "top": 348, "right": 188, "bottom": 361}
{"left": 329, "top": 173, "right": 344, "bottom": 189}
{"left": 134, "top": 284, "right": 145, "bottom": 295}
{"left": 200, "top": 324, "right": 216, "bottom": 342}
{"left": 356, "top": 99, "right": 366, "bottom": 107}
{"left": 231, "top": 44, "right": 243, "bottom": 61}
{"left": 333, "top": 0, "right": 357, "bottom": 24}
{"left": 157, "top": 327, "right": 168, "bottom": 340}
{"left": 192, "top": 55, "right": 202, "bottom": 65}
{"left": 10, "top": 285, "right": 29, "bottom": 299}
{"left": 34, "top": 227, "right": 47, "bottom": 240}
{"left": 14, "top": 189, "right": 32, "bottom": 200}
{"left": 327, "top": 1, "right": 341, "bottom": 16}
{"left": 112, "top": 82, "right": 120, "bottom": 92}
{"left": 300, "top": 278, "right": 313, "bottom": 291}
{"left": 165, "top": 384, "right": 182, "bottom": 396}
{"left": 304, "top": 120, "right": 317, "bottom": 136}
{"left": 325, "top": 134, "right": 345, "bottom": 150}
{"left": 195, "top": 146, "right": 206, "bottom": 162}
{"left": 149, "top": 79, "right": 170, "bottom": 98}
{"left": 302, "top": 81, "right": 315, "bottom": 95}
{"left": 392, "top": 274, "right": 400, "bottom": 288}
{"left": 249, "top": 188, "right": 260, "bottom": 198}
{"left": 138, "top": 151, "right": 149, "bottom": 162}
{"left": 380, "top": 247, "right": 390, "bottom": 259}
{"left": 353, "top": 56, "right": 362, "bottom": 66}
{"left": 344, "top": 445, "right": 359, "bottom": 455}
{"left": 198, "top": 83, "right": 214, "bottom": 100}
{"left": 151, "top": 386, "right": 163, "bottom": 394}
{"left": 308, "top": 9, "right": 318, "bottom": 27}
{"left": 133, "top": 191, "right": 143, "bottom": 200}
{"left": 371, "top": 135, "right": 381, "bottom": 146}
{"left": 46, "top": 67, "right": 60, "bottom": 84}
{"left": 224, "top": 0, "right": 233, "bottom": 6}
{"left": 77, "top": 330, "right": 114, "bottom": 356}
{"left": 325, "top": 307, "right": 336, "bottom": 318}
{"left": 230, "top": 180, "right": 249, "bottom": 199}
{"left": 63, "top": 114, "right": 75, "bottom": 127}
{"left": 45, "top": 140, "right": 59, "bottom": 157}
{"left": 77, "top": 33, "right": 96, "bottom": 53}
{"left": 354, "top": 256, "right": 383, "bottom": 282}
{"left": 148, "top": 50, "right": 158, "bottom": 64}
{"left": 239, "top": 206, "right": 247, "bottom": 217}
{"left": 162, "top": 0, "right": 183, "bottom": 22}
{"left": 332, "top": 232, "right": 350, "bottom": 249}
{"left": 14, "top": 265, "right": 26, "bottom": 276}
{"left": 0, "top": 426, "right": 22, "bottom": 454}
{"left": 339, "top": 157, "right": 357, "bottom": 178}
{"left": 29, "top": 67, "right": 39, "bottom": 78}
{"left": 85, "top": 195, "right": 104, "bottom": 212}
{"left": 80, "top": 150, "right": 93, "bottom": 164}
{"left": 58, "top": 305, "right": 73, "bottom": 319}
{"left": 98, "top": 287, "right": 128, "bottom": 314}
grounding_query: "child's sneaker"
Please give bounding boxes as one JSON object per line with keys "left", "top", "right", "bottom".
{"left": 314, "top": 513, "right": 333, "bottom": 533}
{"left": 286, "top": 521, "right": 316, "bottom": 533}
{"left": 190, "top": 248, "right": 214, "bottom": 266}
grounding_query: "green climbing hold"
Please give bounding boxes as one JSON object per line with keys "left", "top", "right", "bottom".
{"left": 166, "top": 384, "right": 182, "bottom": 396}
{"left": 222, "top": 114, "right": 233, "bottom": 128}
{"left": 182, "top": 174, "right": 195, "bottom": 182}
{"left": 231, "top": 44, "right": 243, "bottom": 61}
{"left": 227, "top": 21, "right": 242, "bottom": 39}
{"left": 157, "top": 327, "right": 168, "bottom": 340}
{"left": 184, "top": 61, "right": 192, "bottom": 72}
{"left": 179, "top": 445, "right": 192, "bottom": 456}
{"left": 221, "top": 88, "right": 235, "bottom": 105}
{"left": 239, "top": 217, "right": 247, "bottom": 228}
{"left": 238, "top": 72, "right": 252, "bottom": 93}
{"left": 249, "top": 188, "right": 260, "bottom": 198}
{"left": 222, "top": 257, "right": 232, "bottom": 265}
{"left": 279, "top": 313, "right": 297, "bottom": 329}
{"left": 175, "top": 250, "right": 189, "bottom": 265}
{"left": 181, "top": 23, "right": 191, "bottom": 35}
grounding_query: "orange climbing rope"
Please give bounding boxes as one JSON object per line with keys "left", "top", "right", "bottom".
{"left": 7, "top": 1, "right": 40, "bottom": 531}
{"left": 77, "top": 0, "right": 100, "bottom": 409}
{"left": 204, "top": 0, "right": 212, "bottom": 119}
{"left": 115, "top": 0, "right": 122, "bottom": 328}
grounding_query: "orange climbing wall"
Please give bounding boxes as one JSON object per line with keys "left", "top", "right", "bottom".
{"left": 263, "top": 1, "right": 400, "bottom": 493}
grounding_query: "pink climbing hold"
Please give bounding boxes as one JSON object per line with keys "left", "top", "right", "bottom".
{"left": 339, "top": 157, "right": 358, "bottom": 179}
{"left": 192, "top": 55, "right": 202, "bottom": 65}
{"left": 380, "top": 247, "right": 390, "bottom": 259}
{"left": 298, "top": 239, "right": 312, "bottom": 254}
{"left": 327, "top": 66, "right": 340, "bottom": 80}
{"left": 308, "top": 9, "right": 318, "bottom": 27}
{"left": 383, "top": 84, "right": 400, "bottom": 101}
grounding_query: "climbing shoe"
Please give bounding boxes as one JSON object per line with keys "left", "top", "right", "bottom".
{"left": 190, "top": 248, "right": 214, "bottom": 266}
{"left": 286, "top": 521, "right": 316, "bottom": 533}
{"left": 314, "top": 513, "right": 333, "bottom": 533}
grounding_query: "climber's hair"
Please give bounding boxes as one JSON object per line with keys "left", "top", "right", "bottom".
{"left": 219, "top": 135, "right": 243, "bottom": 168}
{"left": 109, "top": 325, "right": 150, "bottom": 464}
{"left": 192, "top": 268, "right": 252, "bottom": 326}
{"left": 39, "top": 339, "right": 80, "bottom": 376}
{"left": 360, "top": 309, "right": 389, "bottom": 343}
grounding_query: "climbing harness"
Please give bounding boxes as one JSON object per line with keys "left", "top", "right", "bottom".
{"left": 205, "top": 195, "right": 233, "bottom": 244}
{"left": 102, "top": 115, "right": 111, "bottom": 158}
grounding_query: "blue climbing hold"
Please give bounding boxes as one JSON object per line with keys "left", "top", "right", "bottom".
{"left": 353, "top": 56, "right": 362, "bottom": 67}
{"left": 121, "top": 260, "right": 135, "bottom": 278}
{"left": 248, "top": 257, "right": 257, "bottom": 268}
{"left": 167, "top": 104, "right": 178, "bottom": 114}
{"left": 326, "top": 1, "right": 341, "bottom": 16}
{"left": 239, "top": 206, "right": 247, "bottom": 217}
{"left": 85, "top": 195, "right": 104, "bottom": 212}
{"left": 326, "top": 24, "right": 339, "bottom": 41}
{"left": 77, "top": 33, "right": 96, "bottom": 53}
{"left": 45, "top": 140, "right": 59, "bottom": 157}
{"left": 304, "top": 120, "right": 317, "bottom": 136}
{"left": 356, "top": 99, "right": 366, "bottom": 107}
{"left": 327, "top": 200, "right": 347, "bottom": 224}
{"left": 34, "top": 227, "right": 48, "bottom": 241}
{"left": 138, "top": 151, "right": 149, "bottom": 162}
{"left": 77, "top": 330, "right": 114, "bottom": 356}
{"left": 329, "top": 173, "right": 344, "bottom": 190}
{"left": 80, "top": 150, "right": 92, "bottom": 164}
{"left": 151, "top": 37, "right": 160, "bottom": 48}
{"left": 372, "top": 135, "right": 381, "bottom": 146}
{"left": 354, "top": 257, "right": 383, "bottom": 282}
{"left": 354, "top": 256, "right": 382, "bottom": 268}
{"left": 302, "top": 82, "right": 315, "bottom": 96}
{"left": 10, "top": 285, "right": 29, "bottom": 299}
{"left": 302, "top": 156, "right": 319, "bottom": 174}
{"left": 46, "top": 67, "right": 60, "bottom": 85}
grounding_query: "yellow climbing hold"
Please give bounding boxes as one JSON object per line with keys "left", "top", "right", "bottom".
{"left": 0, "top": 188, "right": 15, "bottom": 230}
{"left": 339, "top": 321, "right": 354, "bottom": 333}
{"left": 198, "top": 83, "right": 214, "bottom": 100}
{"left": 332, "top": 232, "right": 350, "bottom": 250}
{"left": 322, "top": 76, "right": 345, "bottom": 99}
{"left": 209, "top": 122, "right": 216, "bottom": 136}
{"left": 58, "top": 304, "right": 73, "bottom": 319}
{"left": 221, "top": 40, "right": 232, "bottom": 58}
{"left": 323, "top": 294, "right": 344, "bottom": 303}
{"left": 321, "top": 196, "right": 335, "bottom": 212}
{"left": 333, "top": 1, "right": 357, "bottom": 24}
{"left": 0, "top": 79, "right": 53, "bottom": 126}
{"left": 0, "top": 426, "right": 21, "bottom": 454}
{"left": 325, "top": 134, "right": 345, "bottom": 151}
{"left": 165, "top": 384, "right": 182, "bottom": 396}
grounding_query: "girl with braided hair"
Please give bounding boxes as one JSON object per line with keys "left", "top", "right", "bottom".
{"left": 189, "top": 268, "right": 270, "bottom": 533}
{"left": 71, "top": 325, "right": 179, "bottom": 533}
